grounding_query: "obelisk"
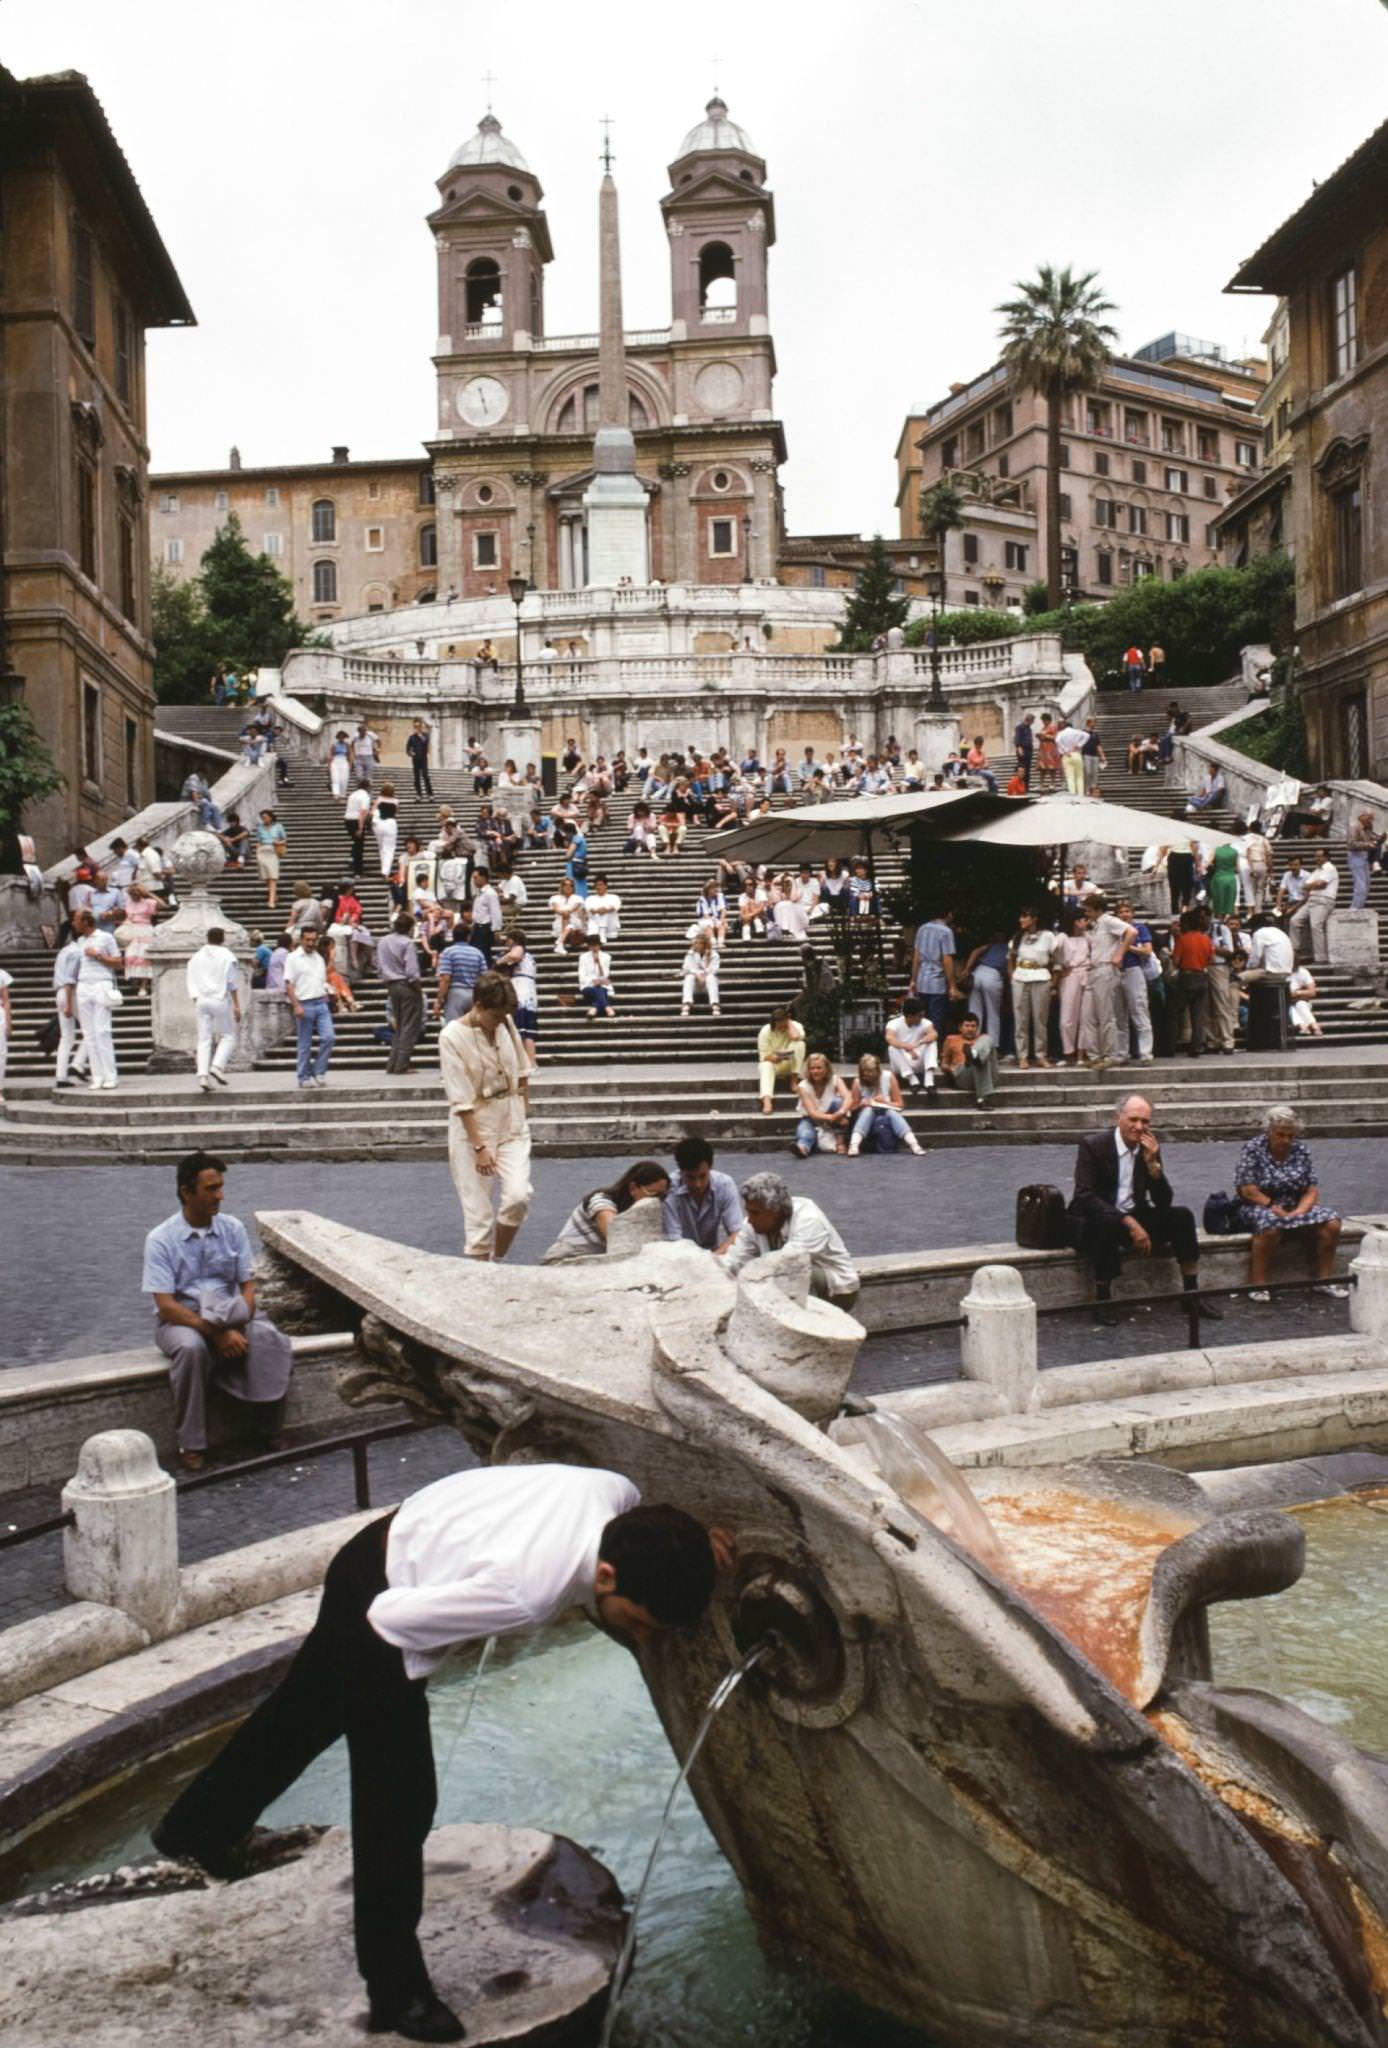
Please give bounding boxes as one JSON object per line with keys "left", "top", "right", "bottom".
{"left": 582, "top": 142, "right": 648, "bottom": 586}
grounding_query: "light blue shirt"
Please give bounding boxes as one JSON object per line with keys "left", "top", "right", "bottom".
{"left": 661, "top": 1169, "right": 744, "bottom": 1251}
{"left": 912, "top": 919, "right": 955, "bottom": 995}
{"left": 142, "top": 1209, "right": 254, "bottom": 1314}
{"left": 438, "top": 940, "right": 486, "bottom": 989}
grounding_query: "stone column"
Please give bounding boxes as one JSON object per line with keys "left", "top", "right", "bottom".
{"left": 916, "top": 712, "right": 962, "bottom": 775}
{"left": 959, "top": 1264, "right": 1037, "bottom": 1413}
{"left": 145, "top": 830, "right": 250, "bottom": 1071}
{"left": 1350, "top": 1229, "right": 1388, "bottom": 1342}
{"left": 62, "top": 1429, "right": 179, "bottom": 1633}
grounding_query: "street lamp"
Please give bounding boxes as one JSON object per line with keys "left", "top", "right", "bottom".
{"left": 507, "top": 573, "right": 528, "bottom": 713}
{"left": 925, "top": 555, "right": 947, "bottom": 713}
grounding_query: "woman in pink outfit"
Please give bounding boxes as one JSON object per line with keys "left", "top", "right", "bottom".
{"left": 120, "top": 882, "right": 159, "bottom": 995}
{"left": 1055, "top": 912, "right": 1093, "bottom": 1063}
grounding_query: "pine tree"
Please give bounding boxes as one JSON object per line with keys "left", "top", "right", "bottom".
{"left": 151, "top": 561, "right": 215, "bottom": 704}
{"left": 833, "top": 534, "right": 910, "bottom": 651}
{"left": 197, "top": 513, "right": 311, "bottom": 674}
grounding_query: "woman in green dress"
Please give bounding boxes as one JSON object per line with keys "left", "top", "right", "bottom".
{"left": 1208, "top": 836, "right": 1239, "bottom": 916}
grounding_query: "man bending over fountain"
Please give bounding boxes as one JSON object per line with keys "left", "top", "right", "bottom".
{"left": 152, "top": 1463, "right": 727, "bottom": 2044}
{"left": 1068, "top": 1094, "right": 1222, "bottom": 1330}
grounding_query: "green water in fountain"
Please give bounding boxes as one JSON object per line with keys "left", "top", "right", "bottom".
{"left": 0, "top": 1619, "right": 931, "bottom": 2048}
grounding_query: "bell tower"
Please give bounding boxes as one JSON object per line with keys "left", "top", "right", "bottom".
{"left": 429, "top": 112, "right": 552, "bottom": 362}
{"left": 661, "top": 97, "right": 774, "bottom": 340}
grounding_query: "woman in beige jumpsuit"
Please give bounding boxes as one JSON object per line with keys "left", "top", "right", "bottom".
{"left": 439, "top": 971, "right": 533, "bottom": 1260}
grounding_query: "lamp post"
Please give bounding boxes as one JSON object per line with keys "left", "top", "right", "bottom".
{"left": 508, "top": 573, "right": 528, "bottom": 713}
{"left": 926, "top": 556, "right": 947, "bottom": 713}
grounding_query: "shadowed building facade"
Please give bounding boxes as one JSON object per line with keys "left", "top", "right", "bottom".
{"left": 1227, "top": 117, "right": 1388, "bottom": 782}
{"left": 0, "top": 67, "right": 193, "bottom": 852}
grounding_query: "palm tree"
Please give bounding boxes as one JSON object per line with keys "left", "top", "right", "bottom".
{"left": 919, "top": 481, "right": 965, "bottom": 605}
{"left": 997, "top": 265, "right": 1117, "bottom": 608}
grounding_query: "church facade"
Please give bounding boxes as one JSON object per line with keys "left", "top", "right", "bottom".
{"left": 150, "top": 98, "right": 787, "bottom": 618}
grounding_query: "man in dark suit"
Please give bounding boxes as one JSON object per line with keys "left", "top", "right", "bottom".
{"left": 1068, "top": 1094, "right": 1221, "bottom": 1328}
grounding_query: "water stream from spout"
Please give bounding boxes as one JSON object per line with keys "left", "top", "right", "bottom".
{"left": 435, "top": 1632, "right": 498, "bottom": 1796}
{"left": 597, "top": 1638, "right": 772, "bottom": 2048}
{"left": 855, "top": 1408, "right": 1007, "bottom": 1571}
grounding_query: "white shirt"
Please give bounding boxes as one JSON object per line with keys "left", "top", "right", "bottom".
{"left": 1114, "top": 1127, "right": 1138, "bottom": 1214}
{"left": 77, "top": 929, "right": 120, "bottom": 984}
{"left": 1056, "top": 725, "right": 1088, "bottom": 755}
{"left": 1012, "top": 929, "right": 1058, "bottom": 981}
{"left": 344, "top": 788, "right": 371, "bottom": 825}
{"left": 53, "top": 939, "right": 84, "bottom": 994}
{"left": 1248, "top": 925, "right": 1294, "bottom": 974}
{"left": 578, "top": 949, "right": 612, "bottom": 991}
{"left": 471, "top": 884, "right": 502, "bottom": 930}
{"left": 186, "top": 943, "right": 241, "bottom": 1004}
{"left": 723, "top": 1195, "right": 859, "bottom": 1296}
{"left": 369, "top": 1464, "right": 639, "bottom": 1679}
{"left": 774, "top": 898, "right": 810, "bottom": 941}
{"left": 1310, "top": 860, "right": 1339, "bottom": 904}
{"left": 283, "top": 948, "right": 328, "bottom": 1001}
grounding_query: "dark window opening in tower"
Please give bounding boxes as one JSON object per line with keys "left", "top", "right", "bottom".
{"left": 699, "top": 241, "right": 737, "bottom": 322}
{"left": 466, "top": 257, "right": 503, "bottom": 327}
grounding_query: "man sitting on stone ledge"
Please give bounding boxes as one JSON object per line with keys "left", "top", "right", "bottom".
{"left": 1068, "top": 1095, "right": 1222, "bottom": 1331}
{"left": 141, "top": 1150, "right": 293, "bottom": 1472}
{"left": 152, "top": 1464, "right": 728, "bottom": 2044}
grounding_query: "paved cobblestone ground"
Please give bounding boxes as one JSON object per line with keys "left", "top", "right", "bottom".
{"left": 3, "top": 1138, "right": 1385, "bottom": 1365}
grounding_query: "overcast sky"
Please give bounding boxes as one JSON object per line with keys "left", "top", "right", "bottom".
{"left": 8, "top": 0, "right": 1387, "bottom": 537}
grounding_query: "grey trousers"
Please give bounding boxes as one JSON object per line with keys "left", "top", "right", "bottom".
{"left": 1013, "top": 979, "right": 1050, "bottom": 1061}
{"left": 1290, "top": 896, "right": 1333, "bottom": 962}
{"left": 386, "top": 981, "right": 424, "bottom": 1073}
{"left": 1204, "top": 960, "right": 1238, "bottom": 1050}
{"left": 155, "top": 1323, "right": 286, "bottom": 1452}
{"left": 943, "top": 1035, "right": 999, "bottom": 1104}
{"left": 1117, "top": 966, "right": 1154, "bottom": 1059}
{"left": 1087, "top": 966, "right": 1120, "bottom": 1063}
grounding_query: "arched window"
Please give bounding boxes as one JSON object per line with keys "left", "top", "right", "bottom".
{"left": 311, "top": 498, "right": 336, "bottom": 543}
{"left": 312, "top": 558, "right": 338, "bottom": 603}
{"left": 465, "top": 257, "right": 502, "bottom": 327}
{"left": 557, "top": 383, "right": 649, "bottom": 433}
{"left": 699, "top": 241, "right": 737, "bottom": 320}
{"left": 418, "top": 523, "right": 437, "bottom": 567}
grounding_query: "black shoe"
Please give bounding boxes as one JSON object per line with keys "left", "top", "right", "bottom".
{"left": 150, "top": 1819, "right": 251, "bottom": 1880}
{"left": 367, "top": 1990, "right": 466, "bottom": 2042}
{"left": 1092, "top": 1304, "right": 1119, "bottom": 1329}
{"left": 210, "top": 1069, "right": 230, "bottom": 1086}
{"left": 1191, "top": 1294, "right": 1224, "bottom": 1320}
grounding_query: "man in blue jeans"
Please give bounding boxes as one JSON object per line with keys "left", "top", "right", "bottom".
{"left": 911, "top": 909, "right": 959, "bottom": 1037}
{"left": 283, "top": 927, "right": 335, "bottom": 1088}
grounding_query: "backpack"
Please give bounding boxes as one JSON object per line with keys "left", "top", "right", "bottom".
{"left": 1016, "top": 1184, "right": 1069, "bottom": 1251}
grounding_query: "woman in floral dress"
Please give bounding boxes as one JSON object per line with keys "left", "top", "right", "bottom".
{"left": 1233, "top": 1105, "right": 1343, "bottom": 1300}
{"left": 121, "top": 882, "right": 159, "bottom": 995}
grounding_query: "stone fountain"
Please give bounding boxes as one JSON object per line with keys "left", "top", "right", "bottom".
{"left": 250, "top": 1204, "right": 1388, "bottom": 2048}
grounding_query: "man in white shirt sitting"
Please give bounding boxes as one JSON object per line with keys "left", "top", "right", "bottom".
{"left": 884, "top": 997, "right": 939, "bottom": 1096}
{"left": 723, "top": 1170, "right": 860, "bottom": 1312}
{"left": 186, "top": 926, "right": 242, "bottom": 1093}
{"left": 1243, "top": 917, "right": 1295, "bottom": 982}
{"left": 153, "top": 1464, "right": 726, "bottom": 2044}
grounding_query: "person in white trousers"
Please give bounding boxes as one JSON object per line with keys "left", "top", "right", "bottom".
{"left": 680, "top": 932, "right": 721, "bottom": 1015}
{"left": 1057, "top": 724, "right": 1088, "bottom": 796}
{"left": 439, "top": 972, "right": 533, "bottom": 1261}
{"left": 885, "top": 999, "right": 939, "bottom": 1094}
{"left": 187, "top": 928, "right": 242, "bottom": 1093}
{"left": 52, "top": 929, "right": 90, "bottom": 1088}
{"left": 371, "top": 782, "right": 400, "bottom": 880}
{"left": 328, "top": 730, "right": 352, "bottom": 799}
{"left": 75, "top": 914, "right": 122, "bottom": 1089}
{"left": 1290, "top": 857, "right": 1339, "bottom": 963}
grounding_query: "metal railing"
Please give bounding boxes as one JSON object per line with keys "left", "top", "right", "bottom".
{"left": 0, "top": 1416, "right": 433, "bottom": 1554}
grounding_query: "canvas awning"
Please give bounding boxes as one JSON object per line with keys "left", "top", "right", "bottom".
{"left": 925, "top": 793, "right": 1240, "bottom": 853}
{"left": 721, "top": 789, "right": 997, "bottom": 866}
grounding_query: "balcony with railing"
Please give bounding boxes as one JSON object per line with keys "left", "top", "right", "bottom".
{"left": 532, "top": 327, "right": 672, "bottom": 353}
{"left": 700, "top": 307, "right": 737, "bottom": 325}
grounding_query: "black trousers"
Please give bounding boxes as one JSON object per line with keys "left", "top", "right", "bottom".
{"left": 158, "top": 1517, "right": 435, "bottom": 2007}
{"left": 345, "top": 821, "right": 365, "bottom": 876}
{"left": 1166, "top": 968, "right": 1208, "bottom": 1057}
{"left": 412, "top": 759, "right": 434, "bottom": 798}
{"left": 1072, "top": 1200, "right": 1199, "bottom": 1286}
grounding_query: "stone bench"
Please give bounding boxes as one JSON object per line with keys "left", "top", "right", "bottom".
{"left": 0, "top": 1332, "right": 381, "bottom": 1493}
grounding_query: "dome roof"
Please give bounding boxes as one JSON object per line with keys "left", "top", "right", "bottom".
{"left": 447, "top": 112, "right": 530, "bottom": 174}
{"left": 676, "top": 96, "right": 756, "bottom": 161}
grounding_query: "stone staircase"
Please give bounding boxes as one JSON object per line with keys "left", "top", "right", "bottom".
{"left": 4, "top": 683, "right": 1385, "bottom": 1163}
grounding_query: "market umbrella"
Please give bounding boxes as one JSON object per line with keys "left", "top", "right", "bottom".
{"left": 719, "top": 788, "right": 994, "bottom": 867}
{"left": 920, "top": 792, "right": 1241, "bottom": 852}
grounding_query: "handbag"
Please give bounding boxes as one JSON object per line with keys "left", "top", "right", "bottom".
{"left": 35, "top": 1014, "right": 61, "bottom": 1054}
{"left": 1015, "top": 1184, "right": 1069, "bottom": 1250}
{"left": 98, "top": 981, "right": 125, "bottom": 1010}
{"left": 1202, "top": 1192, "right": 1238, "bottom": 1236}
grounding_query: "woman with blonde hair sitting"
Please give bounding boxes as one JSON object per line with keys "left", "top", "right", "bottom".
{"left": 846, "top": 1053, "right": 926, "bottom": 1157}
{"left": 793, "top": 1051, "right": 852, "bottom": 1157}
{"left": 680, "top": 930, "right": 721, "bottom": 1016}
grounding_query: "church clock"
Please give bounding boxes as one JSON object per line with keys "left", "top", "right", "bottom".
{"left": 457, "top": 376, "right": 510, "bottom": 427}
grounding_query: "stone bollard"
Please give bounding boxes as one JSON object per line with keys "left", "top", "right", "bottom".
{"left": 146, "top": 830, "right": 249, "bottom": 1070}
{"left": 62, "top": 1430, "right": 179, "bottom": 1634}
{"left": 960, "top": 1264, "right": 1038, "bottom": 1414}
{"left": 1349, "top": 1229, "right": 1388, "bottom": 1343}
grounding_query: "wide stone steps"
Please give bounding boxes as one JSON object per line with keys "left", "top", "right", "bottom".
{"left": 2, "top": 1057, "right": 1384, "bottom": 1164}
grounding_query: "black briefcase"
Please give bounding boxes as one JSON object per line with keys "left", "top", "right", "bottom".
{"left": 1016, "top": 1183, "right": 1069, "bottom": 1250}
